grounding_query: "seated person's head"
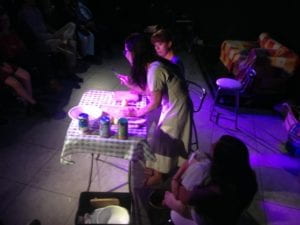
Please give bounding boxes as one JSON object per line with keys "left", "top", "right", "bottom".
{"left": 190, "top": 135, "right": 257, "bottom": 225}
{"left": 211, "top": 135, "right": 253, "bottom": 183}
{"left": 0, "top": 9, "right": 10, "bottom": 32}
{"left": 151, "top": 29, "right": 174, "bottom": 58}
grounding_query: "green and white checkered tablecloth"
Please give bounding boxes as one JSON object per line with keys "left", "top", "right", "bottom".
{"left": 60, "top": 90, "right": 155, "bottom": 165}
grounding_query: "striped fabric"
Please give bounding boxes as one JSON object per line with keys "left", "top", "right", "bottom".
{"left": 259, "top": 33, "right": 299, "bottom": 74}
{"left": 60, "top": 90, "right": 155, "bottom": 165}
{"left": 220, "top": 40, "right": 257, "bottom": 72}
{"left": 259, "top": 32, "right": 290, "bottom": 55}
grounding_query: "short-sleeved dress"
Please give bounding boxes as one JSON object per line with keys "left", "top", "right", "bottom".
{"left": 145, "top": 61, "right": 192, "bottom": 173}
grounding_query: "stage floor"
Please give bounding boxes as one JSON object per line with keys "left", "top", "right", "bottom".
{"left": 0, "top": 50, "right": 299, "bottom": 225}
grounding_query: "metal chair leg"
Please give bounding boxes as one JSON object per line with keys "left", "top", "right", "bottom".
{"left": 235, "top": 90, "right": 240, "bottom": 129}
{"left": 210, "top": 87, "right": 220, "bottom": 122}
{"left": 190, "top": 117, "right": 199, "bottom": 152}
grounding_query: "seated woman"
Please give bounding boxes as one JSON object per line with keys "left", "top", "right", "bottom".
{"left": 117, "top": 33, "right": 192, "bottom": 186}
{"left": 0, "top": 62, "right": 46, "bottom": 115}
{"left": 163, "top": 135, "right": 258, "bottom": 225}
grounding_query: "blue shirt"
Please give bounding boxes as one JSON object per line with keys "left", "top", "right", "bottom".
{"left": 170, "top": 55, "right": 185, "bottom": 79}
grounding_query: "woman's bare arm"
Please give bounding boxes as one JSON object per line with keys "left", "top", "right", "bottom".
{"left": 117, "top": 74, "right": 144, "bottom": 94}
{"left": 163, "top": 191, "right": 192, "bottom": 218}
{"left": 136, "top": 90, "right": 162, "bottom": 117}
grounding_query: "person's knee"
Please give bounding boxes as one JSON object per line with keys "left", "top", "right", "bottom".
{"left": 65, "top": 22, "right": 76, "bottom": 36}
{"left": 81, "top": 35, "right": 88, "bottom": 42}
{"left": 89, "top": 32, "right": 95, "bottom": 41}
{"left": 68, "top": 40, "right": 77, "bottom": 50}
{"left": 67, "top": 22, "right": 76, "bottom": 29}
{"left": 4, "top": 76, "right": 22, "bottom": 89}
{"left": 15, "top": 68, "right": 31, "bottom": 81}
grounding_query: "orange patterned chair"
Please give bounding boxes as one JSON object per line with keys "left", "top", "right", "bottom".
{"left": 220, "top": 40, "right": 257, "bottom": 73}
{"left": 219, "top": 32, "right": 299, "bottom": 96}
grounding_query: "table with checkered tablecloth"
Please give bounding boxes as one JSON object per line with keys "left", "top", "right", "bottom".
{"left": 60, "top": 90, "right": 156, "bottom": 165}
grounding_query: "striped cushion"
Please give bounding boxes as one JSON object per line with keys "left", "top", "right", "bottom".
{"left": 259, "top": 32, "right": 283, "bottom": 49}
{"left": 259, "top": 32, "right": 296, "bottom": 57}
{"left": 220, "top": 33, "right": 299, "bottom": 75}
{"left": 268, "top": 55, "right": 299, "bottom": 74}
{"left": 259, "top": 33, "right": 299, "bottom": 73}
{"left": 220, "top": 40, "right": 257, "bottom": 72}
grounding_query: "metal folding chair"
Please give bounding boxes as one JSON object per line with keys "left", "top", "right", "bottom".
{"left": 186, "top": 80, "right": 207, "bottom": 152}
{"left": 210, "top": 68, "right": 256, "bottom": 129}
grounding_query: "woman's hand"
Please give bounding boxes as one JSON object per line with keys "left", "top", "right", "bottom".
{"left": 170, "top": 160, "right": 189, "bottom": 199}
{"left": 116, "top": 74, "right": 145, "bottom": 95}
{"left": 121, "top": 107, "right": 138, "bottom": 117}
{"left": 1, "top": 63, "right": 14, "bottom": 74}
{"left": 163, "top": 191, "right": 188, "bottom": 216}
{"left": 163, "top": 191, "right": 179, "bottom": 209}
{"left": 117, "top": 74, "right": 130, "bottom": 86}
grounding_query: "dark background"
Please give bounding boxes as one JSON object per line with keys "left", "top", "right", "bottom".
{"left": 80, "top": 1, "right": 300, "bottom": 53}
{"left": 79, "top": 1, "right": 300, "bottom": 106}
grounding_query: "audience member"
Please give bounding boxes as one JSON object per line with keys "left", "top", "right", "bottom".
{"left": 0, "top": 8, "right": 63, "bottom": 91}
{"left": 18, "top": 0, "right": 78, "bottom": 75}
{"left": 63, "top": 0, "right": 96, "bottom": 62}
{"left": 163, "top": 135, "right": 258, "bottom": 225}
{"left": 0, "top": 61, "right": 47, "bottom": 115}
{"left": 117, "top": 33, "right": 192, "bottom": 186}
{"left": 151, "top": 28, "right": 185, "bottom": 78}
{"left": 64, "top": 0, "right": 111, "bottom": 60}
{"left": 0, "top": 9, "right": 26, "bottom": 62}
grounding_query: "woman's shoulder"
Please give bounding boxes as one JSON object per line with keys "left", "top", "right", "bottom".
{"left": 148, "top": 61, "right": 168, "bottom": 73}
{"left": 149, "top": 61, "right": 163, "bottom": 68}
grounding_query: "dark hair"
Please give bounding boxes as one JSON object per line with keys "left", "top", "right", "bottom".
{"left": 0, "top": 6, "right": 6, "bottom": 17}
{"left": 151, "top": 29, "right": 173, "bottom": 44}
{"left": 125, "top": 33, "right": 162, "bottom": 90}
{"left": 191, "top": 135, "right": 257, "bottom": 225}
{"left": 210, "top": 135, "right": 252, "bottom": 186}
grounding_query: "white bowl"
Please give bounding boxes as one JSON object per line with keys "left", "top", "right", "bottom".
{"left": 68, "top": 105, "right": 102, "bottom": 121}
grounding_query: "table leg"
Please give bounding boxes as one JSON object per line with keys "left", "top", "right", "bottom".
{"left": 86, "top": 153, "right": 94, "bottom": 191}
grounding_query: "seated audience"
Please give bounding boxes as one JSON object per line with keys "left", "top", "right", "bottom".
{"left": 18, "top": 0, "right": 77, "bottom": 75}
{"left": 64, "top": 0, "right": 111, "bottom": 60}
{"left": 0, "top": 8, "right": 63, "bottom": 91}
{"left": 0, "top": 61, "right": 46, "bottom": 115}
{"left": 63, "top": 0, "right": 96, "bottom": 62}
{"left": 0, "top": 9, "right": 26, "bottom": 63}
{"left": 163, "top": 135, "right": 258, "bottom": 225}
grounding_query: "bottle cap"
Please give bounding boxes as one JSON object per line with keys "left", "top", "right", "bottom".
{"left": 118, "top": 118, "right": 128, "bottom": 124}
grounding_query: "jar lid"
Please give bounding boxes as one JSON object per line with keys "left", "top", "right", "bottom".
{"left": 118, "top": 118, "right": 128, "bottom": 124}
{"left": 100, "top": 116, "right": 110, "bottom": 122}
{"left": 78, "top": 113, "right": 89, "bottom": 118}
